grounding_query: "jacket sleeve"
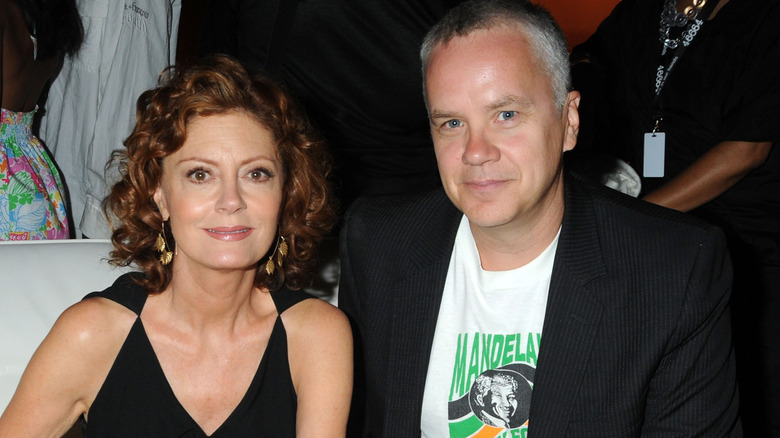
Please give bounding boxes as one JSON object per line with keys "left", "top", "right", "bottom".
{"left": 337, "top": 206, "right": 370, "bottom": 437}
{"left": 641, "top": 227, "right": 742, "bottom": 436}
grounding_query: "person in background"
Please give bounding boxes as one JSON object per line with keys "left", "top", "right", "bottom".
{"left": 571, "top": 0, "right": 780, "bottom": 434}
{"left": 39, "top": 0, "right": 181, "bottom": 239}
{"left": 0, "top": 55, "right": 352, "bottom": 437}
{"left": 338, "top": 0, "right": 740, "bottom": 436}
{"left": 1, "top": 0, "right": 81, "bottom": 240}
{"left": 199, "top": 0, "right": 467, "bottom": 211}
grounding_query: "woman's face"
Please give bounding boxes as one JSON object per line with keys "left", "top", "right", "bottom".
{"left": 153, "top": 112, "right": 283, "bottom": 274}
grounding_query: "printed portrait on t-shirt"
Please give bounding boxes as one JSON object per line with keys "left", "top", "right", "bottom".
{"left": 445, "top": 332, "right": 537, "bottom": 438}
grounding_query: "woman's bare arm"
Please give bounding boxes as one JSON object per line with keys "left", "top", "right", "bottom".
{"left": 0, "top": 299, "right": 134, "bottom": 437}
{"left": 285, "top": 298, "right": 353, "bottom": 437}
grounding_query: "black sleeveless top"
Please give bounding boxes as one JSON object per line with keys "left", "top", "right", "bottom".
{"left": 80, "top": 273, "right": 314, "bottom": 437}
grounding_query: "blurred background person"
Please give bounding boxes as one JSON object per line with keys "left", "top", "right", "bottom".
{"left": 1, "top": 0, "right": 82, "bottom": 240}
{"left": 39, "top": 0, "right": 181, "bottom": 238}
{"left": 571, "top": 0, "right": 780, "bottom": 434}
{"left": 199, "top": 0, "right": 468, "bottom": 212}
{"left": 0, "top": 55, "right": 352, "bottom": 437}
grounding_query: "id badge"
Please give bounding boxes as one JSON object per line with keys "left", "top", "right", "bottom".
{"left": 643, "top": 132, "right": 665, "bottom": 177}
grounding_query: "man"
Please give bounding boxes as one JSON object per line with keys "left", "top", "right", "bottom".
{"left": 472, "top": 372, "right": 523, "bottom": 429}
{"left": 338, "top": 0, "right": 741, "bottom": 436}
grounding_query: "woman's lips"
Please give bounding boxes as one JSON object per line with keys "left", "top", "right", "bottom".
{"left": 204, "top": 227, "right": 253, "bottom": 241}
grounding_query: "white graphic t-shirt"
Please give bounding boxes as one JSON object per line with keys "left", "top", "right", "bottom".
{"left": 421, "top": 216, "right": 559, "bottom": 438}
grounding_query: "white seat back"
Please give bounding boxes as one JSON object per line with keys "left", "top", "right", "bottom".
{"left": 0, "top": 240, "right": 134, "bottom": 411}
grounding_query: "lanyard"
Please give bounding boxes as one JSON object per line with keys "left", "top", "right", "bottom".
{"left": 652, "top": 0, "right": 719, "bottom": 130}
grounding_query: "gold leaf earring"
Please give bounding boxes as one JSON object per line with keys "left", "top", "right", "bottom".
{"left": 266, "top": 235, "right": 287, "bottom": 275}
{"left": 156, "top": 221, "right": 174, "bottom": 266}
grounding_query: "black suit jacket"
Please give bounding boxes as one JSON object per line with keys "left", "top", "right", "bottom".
{"left": 339, "top": 173, "right": 741, "bottom": 437}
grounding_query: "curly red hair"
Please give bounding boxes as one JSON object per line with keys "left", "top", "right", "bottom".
{"left": 105, "top": 55, "right": 336, "bottom": 292}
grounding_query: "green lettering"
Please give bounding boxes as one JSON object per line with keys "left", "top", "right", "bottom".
{"left": 526, "top": 332, "right": 538, "bottom": 365}
{"left": 450, "top": 333, "right": 468, "bottom": 399}
{"left": 467, "top": 332, "right": 481, "bottom": 385}
{"left": 481, "top": 333, "right": 493, "bottom": 373}
{"left": 515, "top": 333, "right": 526, "bottom": 363}
{"left": 491, "top": 334, "right": 504, "bottom": 368}
{"left": 502, "top": 334, "right": 516, "bottom": 366}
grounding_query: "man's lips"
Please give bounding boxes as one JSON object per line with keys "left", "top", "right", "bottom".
{"left": 462, "top": 178, "right": 506, "bottom": 190}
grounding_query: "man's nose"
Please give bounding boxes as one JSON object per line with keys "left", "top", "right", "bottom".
{"left": 462, "top": 130, "right": 500, "bottom": 165}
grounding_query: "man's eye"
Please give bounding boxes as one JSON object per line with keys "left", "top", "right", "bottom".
{"left": 497, "top": 111, "right": 516, "bottom": 121}
{"left": 445, "top": 119, "right": 462, "bottom": 129}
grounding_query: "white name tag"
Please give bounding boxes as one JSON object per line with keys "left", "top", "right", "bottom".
{"left": 643, "top": 132, "right": 665, "bottom": 177}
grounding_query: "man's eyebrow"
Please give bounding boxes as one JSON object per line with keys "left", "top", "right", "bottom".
{"left": 486, "top": 95, "right": 534, "bottom": 112}
{"left": 428, "top": 96, "right": 534, "bottom": 121}
{"left": 428, "top": 110, "right": 459, "bottom": 120}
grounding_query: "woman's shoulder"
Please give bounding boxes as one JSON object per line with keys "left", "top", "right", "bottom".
{"left": 43, "top": 291, "right": 138, "bottom": 396}
{"left": 49, "top": 273, "right": 145, "bottom": 358}
{"left": 56, "top": 286, "right": 139, "bottom": 352}
{"left": 280, "top": 293, "right": 352, "bottom": 367}
{"left": 9, "top": 283, "right": 140, "bottom": 418}
{"left": 278, "top": 293, "right": 350, "bottom": 339}
{"left": 281, "top": 293, "right": 353, "bottom": 435}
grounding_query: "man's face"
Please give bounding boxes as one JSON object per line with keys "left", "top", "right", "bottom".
{"left": 490, "top": 383, "right": 518, "bottom": 422}
{"left": 425, "top": 26, "right": 579, "bottom": 235}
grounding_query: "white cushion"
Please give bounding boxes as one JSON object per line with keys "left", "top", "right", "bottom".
{"left": 0, "top": 240, "right": 134, "bottom": 411}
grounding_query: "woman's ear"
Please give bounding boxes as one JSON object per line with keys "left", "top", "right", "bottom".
{"left": 153, "top": 186, "right": 170, "bottom": 221}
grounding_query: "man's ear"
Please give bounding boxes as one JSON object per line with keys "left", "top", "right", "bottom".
{"left": 562, "top": 90, "right": 581, "bottom": 153}
{"left": 153, "top": 186, "right": 169, "bottom": 221}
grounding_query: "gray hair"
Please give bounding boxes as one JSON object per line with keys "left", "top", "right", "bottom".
{"left": 420, "top": 0, "right": 571, "bottom": 109}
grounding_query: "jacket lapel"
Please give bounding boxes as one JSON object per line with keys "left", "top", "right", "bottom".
{"left": 528, "top": 176, "right": 608, "bottom": 436}
{"left": 384, "top": 191, "right": 462, "bottom": 435}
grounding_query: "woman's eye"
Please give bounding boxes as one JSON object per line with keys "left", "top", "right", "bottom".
{"left": 187, "top": 169, "right": 209, "bottom": 182}
{"left": 497, "top": 111, "right": 516, "bottom": 121}
{"left": 249, "top": 168, "right": 272, "bottom": 181}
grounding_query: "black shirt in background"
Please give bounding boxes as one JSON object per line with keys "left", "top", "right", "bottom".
{"left": 571, "top": 0, "right": 780, "bottom": 241}
{"left": 200, "top": 0, "right": 466, "bottom": 208}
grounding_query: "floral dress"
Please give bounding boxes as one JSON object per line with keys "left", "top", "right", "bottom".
{"left": 1, "top": 107, "right": 69, "bottom": 239}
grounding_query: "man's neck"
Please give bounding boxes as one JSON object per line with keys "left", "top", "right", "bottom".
{"left": 469, "top": 203, "right": 564, "bottom": 272}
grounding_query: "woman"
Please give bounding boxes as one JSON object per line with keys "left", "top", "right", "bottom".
{"left": 0, "top": 55, "right": 353, "bottom": 436}
{"left": 0, "top": 0, "right": 81, "bottom": 239}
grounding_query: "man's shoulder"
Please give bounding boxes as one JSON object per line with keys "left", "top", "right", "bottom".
{"left": 346, "top": 188, "right": 456, "bottom": 230}
{"left": 341, "top": 188, "right": 461, "bottom": 261}
{"left": 566, "top": 173, "right": 722, "bottom": 243}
